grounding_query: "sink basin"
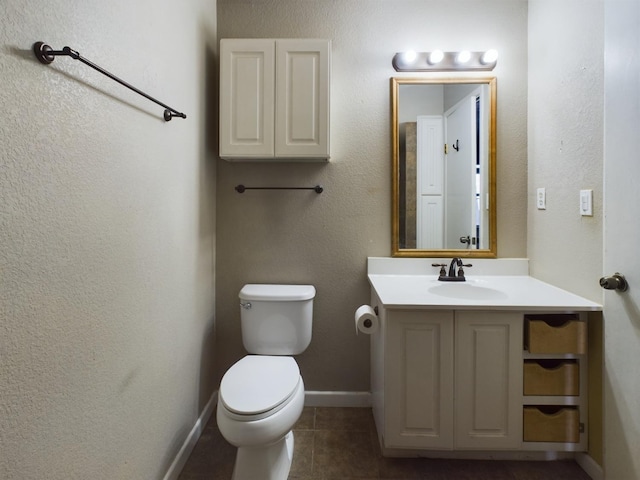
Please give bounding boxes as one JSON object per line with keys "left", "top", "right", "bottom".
{"left": 427, "top": 282, "right": 508, "bottom": 300}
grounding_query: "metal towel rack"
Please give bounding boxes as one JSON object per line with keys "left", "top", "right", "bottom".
{"left": 33, "top": 42, "right": 187, "bottom": 121}
{"left": 235, "top": 185, "right": 324, "bottom": 194}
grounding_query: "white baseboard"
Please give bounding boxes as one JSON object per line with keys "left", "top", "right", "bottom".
{"left": 576, "top": 453, "right": 604, "bottom": 480}
{"left": 163, "top": 390, "right": 218, "bottom": 480}
{"left": 304, "top": 391, "right": 372, "bottom": 408}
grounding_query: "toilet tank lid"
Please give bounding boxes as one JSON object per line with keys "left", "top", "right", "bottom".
{"left": 239, "top": 284, "right": 316, "bottom": 301}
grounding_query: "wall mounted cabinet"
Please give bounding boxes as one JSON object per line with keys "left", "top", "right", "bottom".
{"left": 219, "top": 38, "right": 330, "bottom": 161}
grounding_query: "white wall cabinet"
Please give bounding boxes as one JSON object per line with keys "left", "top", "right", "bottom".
{"left": 219, "top": 38, "right": 330, "bottom": 161}
{"left": 376, "top": 306, "right": 523, "bottom": 452}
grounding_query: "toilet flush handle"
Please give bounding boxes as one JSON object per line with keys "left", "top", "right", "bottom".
{"left": 240, "top": 302, "right": 252, "bottom": 309}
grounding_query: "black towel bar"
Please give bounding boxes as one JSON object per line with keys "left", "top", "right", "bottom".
{"left": 33, "top": 41, "right": 186, "bottom": 121}
{"left": 235, "top": 185, "right": 323, "bottom": 194}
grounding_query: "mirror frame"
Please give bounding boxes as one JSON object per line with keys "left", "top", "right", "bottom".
{"left": 391, "top": 76, "right": 497, "bottom": 258}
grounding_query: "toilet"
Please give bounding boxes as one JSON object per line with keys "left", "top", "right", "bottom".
{"left": 217, "top": 284, "right": 315, "bottom": 480}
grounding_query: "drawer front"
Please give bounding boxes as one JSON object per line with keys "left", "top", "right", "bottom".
{"left": 525, "top": 315, "right": 587, "bottom": 354}
{"left": 523, "top": 406, "right": 580, "bottom": 443}
{"left": 523, "top": 360, "right": 579, "bottom": 396}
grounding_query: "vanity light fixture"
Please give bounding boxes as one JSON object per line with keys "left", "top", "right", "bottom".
{"left": 392, "top": 50, "right": 498, "bottom": 72}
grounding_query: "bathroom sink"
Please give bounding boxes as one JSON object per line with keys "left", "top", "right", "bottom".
{"left": 427, "top": 282, "right": 508, "bottom": 300}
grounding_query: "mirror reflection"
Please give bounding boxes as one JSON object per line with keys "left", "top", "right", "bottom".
{"left": 392, "top": 77, "right": 497, "bottom": 257}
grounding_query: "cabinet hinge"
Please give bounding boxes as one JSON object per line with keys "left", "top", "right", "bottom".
{"left": 579, "top": 422, "right": 585, "bottom": 433}
{"left": 444, "top": 143, "right": 448, "bottom": 154}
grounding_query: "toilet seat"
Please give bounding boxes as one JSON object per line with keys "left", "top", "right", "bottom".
{"left": 220, "top": 355, "right": 301, "bottom": 421}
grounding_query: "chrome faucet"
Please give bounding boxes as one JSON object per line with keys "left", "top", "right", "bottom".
{"left": 432, "top": 258, "right": 472, "bottom": 282}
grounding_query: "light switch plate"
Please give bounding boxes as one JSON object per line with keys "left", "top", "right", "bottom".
{"left": 580, "top": 189, "right": 593, "bottom": 216}
{"left": 536, "top": 188, "right": 546, "bottom": 210}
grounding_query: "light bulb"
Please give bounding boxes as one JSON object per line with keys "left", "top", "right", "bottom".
{"left": 456, "top": 51, "right": 471, "bottom": 64}
{"left": 481, "top": 49, "right": 498, "bottom": 64}
{"left": 429, "top": 50, "right": 444, "bottom": 65}
{"left": 402, "top": 50, "right": 417, "bottom": 63}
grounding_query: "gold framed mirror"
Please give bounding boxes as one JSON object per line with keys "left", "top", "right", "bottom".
{"left": 391, "top": 77, "right": 497, "bottom": 258}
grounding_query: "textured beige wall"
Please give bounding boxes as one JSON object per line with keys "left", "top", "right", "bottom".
{"left": 0, "top": 1, "right": 217, "bottom": 478}
{"left": 527, "top": 0, "right": 604, "bottom": 303}
{"left": 216, "top": 0, "right": 528, "bottom": 391}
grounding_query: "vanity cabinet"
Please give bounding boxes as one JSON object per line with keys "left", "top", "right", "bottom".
{"left": 381, "top": 308, "right": 523, "bottom": 451}
{"left": 367, "top": 258, "right": 600, "bottom": 458}
{"left": 219, "top": 38, "right": 330, "bottom": 161}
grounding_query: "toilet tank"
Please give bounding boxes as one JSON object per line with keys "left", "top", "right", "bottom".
{"left": 239, "top": 284, "right": 315, "bottom": 355}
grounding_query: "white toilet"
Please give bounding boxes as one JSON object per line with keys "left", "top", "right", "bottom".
{"left": 216, "top": 284, "right": 315, "bottom": 480}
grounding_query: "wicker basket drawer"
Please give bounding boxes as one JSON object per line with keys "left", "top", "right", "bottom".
{"left": 524, "top": 360, "right": 579, "bottom": 396}
{"left": 525, "top": 315, "right": 587, "bottom": 354}
{"left": 523, "top": 406, "right": 580, "bottom": 443}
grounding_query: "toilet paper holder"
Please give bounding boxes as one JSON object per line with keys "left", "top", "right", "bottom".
{"left": 364, "top": 306, "right": 379, "bottom": 328}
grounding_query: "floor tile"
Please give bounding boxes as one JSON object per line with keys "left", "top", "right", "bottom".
{"left": 294, "top": 407, "right": 316, "bottom": 431}
{"left": 313, "top": 429, "right": 380, "bottom": 478}
{"left": 289, "top": 430, "right": 314, "bottom": 477}
{"left": 314, "top": 406, "right": 376, "bottom": 432}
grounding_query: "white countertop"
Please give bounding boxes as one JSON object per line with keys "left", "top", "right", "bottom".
{"left": 367, "top": 258, "right": 602, "bottom": 312}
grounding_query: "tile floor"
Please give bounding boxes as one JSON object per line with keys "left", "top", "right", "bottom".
{"left": 178, "top": 407, "right": 592, "bottom": 480}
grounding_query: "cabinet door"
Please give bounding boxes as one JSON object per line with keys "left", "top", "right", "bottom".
{"left": 454, "top": 311, "right": 523, "bottom": 449}
{"left": 386, "top": 310, "right": 454, "bottom": 449}
{"left": 220, "top": 39, "right": 275, "bottom": 158}
{"left": 275, "top": 39, "right": 330, "bottom": 158}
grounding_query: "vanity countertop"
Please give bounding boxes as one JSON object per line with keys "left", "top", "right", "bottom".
{"left": 368, "top": 274, "right": 602, "bottom": 311}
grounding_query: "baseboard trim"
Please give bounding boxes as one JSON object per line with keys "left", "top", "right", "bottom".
{"left": 576, "top": 453, "right": 604, "bottom": 480}
{"left": 304, "top": 391, "right": 372, "bottom": 407}
{"left": 163, "top": 390, "right": 218, "bottom": 480}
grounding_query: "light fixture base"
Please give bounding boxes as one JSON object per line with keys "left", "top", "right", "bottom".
{"left": 392, "top": 51, "right": 497, "bottom": 72}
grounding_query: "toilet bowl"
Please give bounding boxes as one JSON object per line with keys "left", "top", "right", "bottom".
{"left": 217, "top": 284, "right": 315, "bottom": 480}
{"left": 217, "top": 356, "right": 305, "bottom": 480}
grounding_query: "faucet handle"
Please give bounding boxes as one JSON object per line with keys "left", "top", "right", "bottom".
{"left": 431, "top": 263, "right": 447, "bottom": 276}
{"left": 457, "top": 264, "right": 472, "bottom": 277}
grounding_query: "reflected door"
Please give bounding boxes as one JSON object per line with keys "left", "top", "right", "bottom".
{"left": 444, "top": 96, "right": 476, "bottom": 249}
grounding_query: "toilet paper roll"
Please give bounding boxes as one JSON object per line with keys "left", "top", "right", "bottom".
{"left": 355, "top": 305, "right": 379, "bottom": 335}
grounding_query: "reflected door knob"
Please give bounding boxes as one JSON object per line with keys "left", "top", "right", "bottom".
{"left": 599, "top": 273, "right": 628, "bottom": 292}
